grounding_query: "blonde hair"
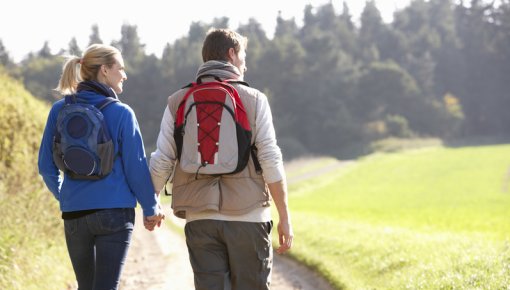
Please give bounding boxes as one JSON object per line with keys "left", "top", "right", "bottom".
{"left": 55, "top": 44, "right": 121, "bottom": 95}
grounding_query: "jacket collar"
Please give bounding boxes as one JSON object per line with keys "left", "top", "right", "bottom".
{"left": 196, "top": 61, "right": 242, "bottom": 81}
{"left": 77, "top": 80, "right": 118, "bottom": 99}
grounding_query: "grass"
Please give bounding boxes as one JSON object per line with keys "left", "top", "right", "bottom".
{"left": 284, "top": 156, "right": 340, "bottom": 180}
{"left": 0, "top": 189, "right": 74, "bottom": 290}
{"left": 0, "top": 69, "right": 74, "bottom": 289}
{"left": 278, "top": 145, "right": 510, "bottom": 289}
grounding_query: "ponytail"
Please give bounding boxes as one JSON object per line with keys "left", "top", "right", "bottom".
{"left": 55, "top": 56, "right": 81, "bottom": 95}
{"left": 54, "top": 44, "right": 120, "bottom": 96}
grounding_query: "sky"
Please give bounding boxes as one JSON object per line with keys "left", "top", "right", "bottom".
{"left": 0, "top": 0, "right": 410, "bottom": 62}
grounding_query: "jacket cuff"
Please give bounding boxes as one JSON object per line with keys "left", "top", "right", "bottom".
{"left": 142, "top": 206, "right": 157, "bottom": 217}
{"left": 141, "top": 194, "right": 159, "bottom": 216}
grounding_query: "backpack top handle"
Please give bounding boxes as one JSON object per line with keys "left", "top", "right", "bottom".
{"left": 196, "top": 74, "right": 223, "bottom": 84}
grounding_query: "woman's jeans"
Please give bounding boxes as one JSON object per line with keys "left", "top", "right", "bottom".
{"left": 64, "top": 208, "right": 135, "bottom": 290}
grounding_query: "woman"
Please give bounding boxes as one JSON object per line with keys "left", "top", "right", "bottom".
{"left": 38, "top": 44, "right": 163, "bottom": 289}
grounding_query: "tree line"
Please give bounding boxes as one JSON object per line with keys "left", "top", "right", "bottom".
{"left": 2, "top": 0, "right": 509, "bottom": 159}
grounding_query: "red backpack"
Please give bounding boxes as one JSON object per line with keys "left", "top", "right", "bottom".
{"left": 174, "top": 75, "right": 258, "bottom": 177}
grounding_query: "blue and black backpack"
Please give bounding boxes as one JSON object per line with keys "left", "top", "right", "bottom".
{"left": 52, "top": 81, "right": 119, "bottom": 180}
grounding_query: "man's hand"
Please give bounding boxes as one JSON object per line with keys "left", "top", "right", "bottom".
{"left": 267, "top": 180, "right": 294, "bottom": 254}
{"left": 144, "top": 205, "right": 165, "bottom": 231}
{"left": 276, "top": 220, "right": 293, "bottom": 254}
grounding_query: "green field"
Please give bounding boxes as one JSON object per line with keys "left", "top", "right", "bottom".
{"left": 282, "top": 145, "right": 510, "bottom": 289}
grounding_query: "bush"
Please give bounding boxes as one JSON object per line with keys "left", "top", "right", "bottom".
{"left": 278, "top": 136, "right": 310, "bottom": 160}
{"left": 0, "top": 68, "right": 73, "bottom": 289}
{"left": 370, "top": 137, "right": 443, "bottom": 153}
{"left": 385, "top": 114, "right": 414, "bottom": 138}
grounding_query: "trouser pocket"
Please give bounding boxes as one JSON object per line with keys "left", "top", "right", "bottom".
{"left": 64, "top": 219, "right": 78, "bottom": 235}
{"left": 96, "top": 208, "right": 135, "bottom": 233}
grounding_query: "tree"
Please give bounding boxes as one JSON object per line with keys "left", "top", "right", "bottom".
{"left": 88, "top": 24, "right": 103, "bottom": 45}
{"left": 357, "top": 61, "right": 420, "bottom": 120}
{"left": 38, "top": 41, "right": 52, "bottom": 58}
{"left": 357, "top": 60, "right": 460, "bottom": 137}
{"left": 0, "top": 39, "right": 12, "bottom": 67}
{"left": 11, "top": 1, "right": 510, "bottom": 159}
{"left": 112, "top": 24, "right": 146, "bottom": 70}
{"left": 454, "top": 0, "right": 503, "bottom": 135}
{"left": 274, "top": 12, "right": 299, "bottom": 38}
{"left": 212, "top": 17, "right": 229, "bottom": 29}
{"left": 340, "top": 1, "right": 355, "bottom": 31}
{"left": 238, "top": 18, "right": 269, "bottom": 81}
{"left": 20, "top": 54, "right": 62, "bottom": 101}
{"left": 68, "top": 37, "right": 82, "bottom": 56}
{"left": 188, "top": 21, "right": 209, "bottom": 43}
{"left": 121, "top": 53, "right": 167, "bottom": 148}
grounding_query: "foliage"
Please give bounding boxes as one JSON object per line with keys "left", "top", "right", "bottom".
{"left": 0, "top": 69, "right": 73, "bottom": 289}
{"left": 0, "top": 39, "right": 12, "bottom": 67}
{"left": 283, "top": 144, "right": 510, "bottom": 289}
{"left": 0, "top": 69, "right": 47, "bottom": 193}
{"left": 2, "top": 1, "right": 510, "bottom": 285}
{"left": 89, "top": 24, "right": 103, "bottom": 45}
{"left": 19, "top": 53, "right": 62, "bottom": 102}
{"left": 369, "top": 137, "right": 443, "bottom": 152}
{"left": 5, "top": 1, "right": 510, "bottom": 160}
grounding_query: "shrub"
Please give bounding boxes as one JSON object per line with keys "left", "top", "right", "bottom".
{"left": 0, "top": 68, "right": 73, "bottom": 289}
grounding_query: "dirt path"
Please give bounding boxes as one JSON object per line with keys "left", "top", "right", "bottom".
{"left": 119, "top": 212, "right": 194, "bottom": 290}
{"left": 120, "top": 160, "right": 347, "bottom": 290}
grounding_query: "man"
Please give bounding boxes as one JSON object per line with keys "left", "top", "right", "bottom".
{"left": 150, "top": 28, "right": 293, "bottom": 290}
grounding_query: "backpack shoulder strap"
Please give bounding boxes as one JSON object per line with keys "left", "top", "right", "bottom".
{"left": 64, "top": 95, "right": 78, "bottom": 104}
{"left": 95, "top": 97, "right": 119, "bottom": 111}
{"left": 181, "top": 83, "right": 194, "bottom": 89}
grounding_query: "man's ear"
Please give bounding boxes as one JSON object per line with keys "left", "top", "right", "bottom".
{"left": 227, "top": 47, "right": 236, "bottom": 62}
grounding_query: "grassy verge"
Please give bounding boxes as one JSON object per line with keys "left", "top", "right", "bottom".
{"left": 284, "top": 156, "right": 340, "bottom": 180}
{"left": 0, "top": 69, "right": 74, "bottom": 289}
{"left": 278, "top": 145, "right": 510, "bottom": 289}
{"left": 0, "top": 189, "right": 74, "bottom": 289}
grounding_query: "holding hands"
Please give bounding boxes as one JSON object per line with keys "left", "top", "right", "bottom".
{"left": 144, "top": 200, "right": 165, "bottom": 231}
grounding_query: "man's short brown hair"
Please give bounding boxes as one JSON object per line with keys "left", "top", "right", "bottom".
{"left": 202, "top": 28, "right": 248, "bottom": 62}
